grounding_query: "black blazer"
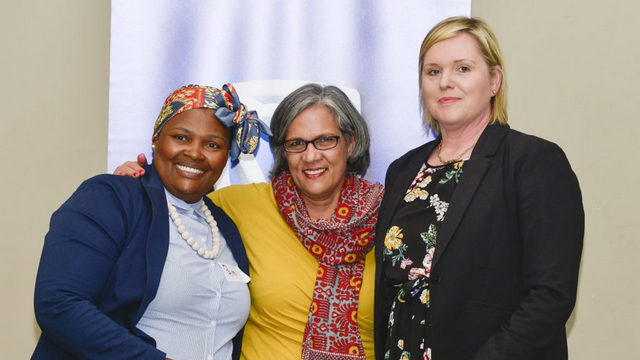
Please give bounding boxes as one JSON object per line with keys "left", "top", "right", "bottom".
{"left": 374, "top": 124, "right": 584, "bottom": 360}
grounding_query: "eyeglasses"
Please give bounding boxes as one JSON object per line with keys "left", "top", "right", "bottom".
{"left": 282, "top": 135, "right": 341, "bottom": 153}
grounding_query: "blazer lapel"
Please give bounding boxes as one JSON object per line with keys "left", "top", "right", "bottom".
{"left": 379, "top": 142, "right": 438, "bottom": 235}
{"left": 376, "top": 141, "right": 436, "bottom": 270}
{"left": 432, "top": 124, "right": 510, "bottom": 267}
{"left": 138, "top": 165, "right": 170, "bottom": 316}
{"left": 204, "top": 196, "right": 249, "bottom": 274}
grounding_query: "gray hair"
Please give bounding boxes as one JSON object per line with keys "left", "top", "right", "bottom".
{"left": 269, "top": 83, "right": 371, "bottom": 177}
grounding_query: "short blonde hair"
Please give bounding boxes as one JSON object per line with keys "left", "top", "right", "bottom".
{"left": 419, "top": 16, "right": 507, "bottom": 134}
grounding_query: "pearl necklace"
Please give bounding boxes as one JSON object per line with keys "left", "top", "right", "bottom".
{"left": 167, "top": 201, "right": 221, "bottom": 260}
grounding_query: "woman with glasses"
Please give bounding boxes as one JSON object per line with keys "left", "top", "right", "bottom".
{"left": 214, "top": 83, "right": 383, "bottom": 360}
{"left": 116, "top": 83, "right": 384, "bottom": 359}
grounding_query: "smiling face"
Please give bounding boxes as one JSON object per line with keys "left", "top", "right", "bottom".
{"left": 153, "top": 108, "right": 230, "bottom": 203}
{"left": 284, "top": 104, "right": 354, "bottom": 208}
{"left": 421, "top": 32, "right": 502, "bottom": 132}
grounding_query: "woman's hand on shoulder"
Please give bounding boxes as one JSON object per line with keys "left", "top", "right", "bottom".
{"left": 113, "top": 153, "right": 148, "bottom": 178}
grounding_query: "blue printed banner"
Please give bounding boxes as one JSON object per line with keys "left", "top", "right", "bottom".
{"left": 108, "top": 0, "right": 470, "bottom": 185}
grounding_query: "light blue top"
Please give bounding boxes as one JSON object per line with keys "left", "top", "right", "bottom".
{"left": 136, "top": 190, "right": 250, "bottom": 360}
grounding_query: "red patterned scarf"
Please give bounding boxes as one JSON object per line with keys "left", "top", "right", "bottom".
{"left": 272, "top": 172, "right": 384, "bottom": 360}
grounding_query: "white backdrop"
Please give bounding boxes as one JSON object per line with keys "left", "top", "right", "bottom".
{"left": 108, "top": 0, "right": 471, "bottom": 184}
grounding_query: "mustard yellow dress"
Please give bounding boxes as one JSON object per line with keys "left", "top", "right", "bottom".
{"left": 209, "top": 183, "right": 376, "bottom": 360}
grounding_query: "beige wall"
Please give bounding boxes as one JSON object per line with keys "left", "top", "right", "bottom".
{"left": 471, "top": 0, "right": 640, "bottom": 358}
{"left": 0, "top": 1, "right": 110, "bottom": 357}
{"left": 1, "top": 0, "right": 638, "bottom": 358}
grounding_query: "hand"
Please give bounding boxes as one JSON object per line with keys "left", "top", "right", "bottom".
{"left": 113, "top": 153, "right": 148, "bottom": 177}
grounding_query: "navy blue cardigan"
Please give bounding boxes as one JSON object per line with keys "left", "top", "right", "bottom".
{"left": 33, "top": 164, "right": 248, "bottom": 360}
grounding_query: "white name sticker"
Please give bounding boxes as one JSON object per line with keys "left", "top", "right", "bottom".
{"left": 219, "top": 263, "right": 251, "bottom": 283}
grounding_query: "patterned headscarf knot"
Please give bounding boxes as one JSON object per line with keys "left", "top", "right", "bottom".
{"left": 213, "top": 84, "right": 273, "bottom": 161}
{"left": 153, "top": 83, "right": 271, "bottom": 162}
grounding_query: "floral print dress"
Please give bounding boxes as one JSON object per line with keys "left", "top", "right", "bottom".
{"left": 382, "top": 160, "right": 465, "bottom": 360}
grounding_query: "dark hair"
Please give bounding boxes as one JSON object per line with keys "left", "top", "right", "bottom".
{"left": 269, "top": 83, "right": 371, "bottom": 177}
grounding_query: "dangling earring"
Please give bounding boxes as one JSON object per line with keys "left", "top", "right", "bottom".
{"left": 152, "top": 144, "right": 156, "bottom": 151}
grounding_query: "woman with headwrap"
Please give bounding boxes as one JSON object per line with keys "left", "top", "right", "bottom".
{"left": 33, "top": 84, "right": 270, "bottom": 360}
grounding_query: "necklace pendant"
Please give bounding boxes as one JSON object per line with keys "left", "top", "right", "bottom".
{"left": 436, "top": 141, "right": 474, "bottom": 165}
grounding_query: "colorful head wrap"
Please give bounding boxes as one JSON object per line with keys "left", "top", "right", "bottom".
{"left": 153, "top": 84, "right": 272, "bottom": 161}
